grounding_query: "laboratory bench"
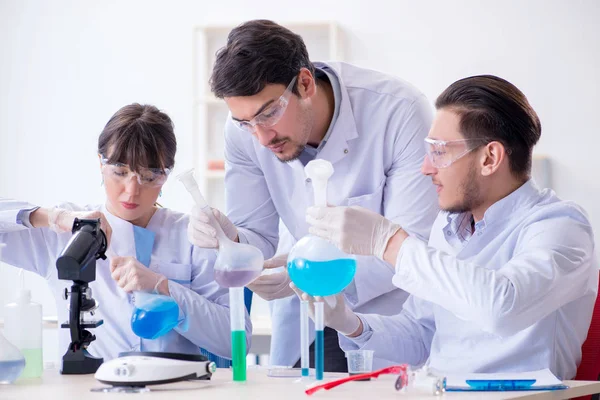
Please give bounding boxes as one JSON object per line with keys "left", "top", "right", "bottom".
{"left": 0, "top": 316, "right": 273, "bottom": 362}
{"left": 2, "top": 368, "right": 600, "bottom": 400}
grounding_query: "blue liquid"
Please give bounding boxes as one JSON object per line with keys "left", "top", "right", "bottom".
{"left": 0, "top": 358, "right": 25, "bottom": 384}
{"left": 288, "top": 258, "right": 357, "bottom": 296}
{"left": 315, "top": 329, "right": 324, "bottom": 381}
{"left": 131, "top": 297, "right": 180, "bottom": 339}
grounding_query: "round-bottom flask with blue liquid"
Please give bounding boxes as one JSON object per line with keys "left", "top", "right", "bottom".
{"left": 287, "top": 235, "right": 356, "bottom": 297}
{"left": 0, "top": 332, "right": 25, "bottom": 384}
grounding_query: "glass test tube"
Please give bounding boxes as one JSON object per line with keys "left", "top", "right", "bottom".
{"left": 300, "top": 300, "right": 309, "bottom": 377}
{"left": 315, "top": 301, "right": 324, "bottom": 381}
{"left": 230, "top": 287, "right": 246, "bottom": 381}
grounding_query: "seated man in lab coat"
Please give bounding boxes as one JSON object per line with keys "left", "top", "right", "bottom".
{"left": 187, "top": 20, "right": 439, "bottom": 370}
{"left": 0, "top": 103, "right": 251, "bottom": 363}
{"left": 295, "top": 75, "right": 597, "bottom": 379}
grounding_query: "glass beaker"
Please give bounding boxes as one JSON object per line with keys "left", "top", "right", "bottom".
{"left": 287, "top": 160, "right": 356, "bottom": 296}
{"left": 130, "top": 291, "right": 185, "bottom": 340}
{"left": 346, "top": 350, "right": 374, "bottom": 380}
{"left": 0, "top": 243, "right": 26, "bottom": 384}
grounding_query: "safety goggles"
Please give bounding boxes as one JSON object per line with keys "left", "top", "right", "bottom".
{"left": 231, "top": 76, "right": 298, "bottom": 133}
{"left": 424, "top": 137, "right": 487, "bottom": 169}
{"left": 100, "top": 155, "right": 171, "bottom": 187}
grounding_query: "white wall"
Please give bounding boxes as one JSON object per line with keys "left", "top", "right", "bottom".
{"left": 0, "top": 0, "right": 599, "bottom": 349}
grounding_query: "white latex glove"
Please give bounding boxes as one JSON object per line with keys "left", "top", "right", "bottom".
{"left": 187, "top": 205, "right": 238, "bottom": 248}
{"left": 48, "top": 207, "right": 112, "bottom": 246}
{"left": 306, "top": 205, "right": 401, "bottom": 259}
{"left": 289, "top": 282, "right": 361, "bottom": 336}
{"left": 110, "top": 256, "right": 167, "bottom": 294}
{"left": 246, "top": 254, "right": 293, "bottom": 301}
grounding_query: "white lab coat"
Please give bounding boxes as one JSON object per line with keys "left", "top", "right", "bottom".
{"left": 340, "top": 181, "right": 598, "bottom": 379}
{"left": 223, "top": 62, "right": 439, "bottom": 365}
{"left": 0, "top": 199, "right": 252, "bottom": 362}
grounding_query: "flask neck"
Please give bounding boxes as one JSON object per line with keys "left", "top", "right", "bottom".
{"left": 15, "top": 289, "right": 32, "bottom": 305}
{"left": 312, "top": 181, "right": 328, "bottom": 207}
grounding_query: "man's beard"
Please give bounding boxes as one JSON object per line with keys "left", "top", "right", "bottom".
{"left": 276, "top": 141, "right": 305, "bottom": 163}
{"left": 275, "top": 103, "right": 314, "bottom": 163}
{"left": 442, "top": 163, "right": 483, "bottom": 214}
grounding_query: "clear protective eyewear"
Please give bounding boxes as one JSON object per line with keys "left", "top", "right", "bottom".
{"left": 424, "top": 137, "right": 487, "bottom": 169}
{"left": 231, "top": 76, "right": 298, "bottom": 133}
{"left": 100, "top": 155, "right": 171, "bottom": 187}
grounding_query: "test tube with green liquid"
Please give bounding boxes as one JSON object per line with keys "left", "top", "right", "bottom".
{"left": 230, "top": 287, "right": 246, "bottom": 381}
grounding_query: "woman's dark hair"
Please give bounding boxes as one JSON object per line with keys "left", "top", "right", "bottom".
{"left": 97, "top": 103, "right": 176, "bottom": 173}
{"left": 210, "top": 19, "right": 314, "bottom": 98}
{"left": 436, "top": 75, "right": 541, "bottom": 178}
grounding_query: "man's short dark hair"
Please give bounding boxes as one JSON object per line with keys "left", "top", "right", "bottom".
{"left": 436, "top": 75, "right": 541, "bottom": 179}
{"left": 210, "top": 20, "right": 315, "bottom": 98}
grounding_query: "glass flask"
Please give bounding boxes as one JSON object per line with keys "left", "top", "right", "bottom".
{"left": 130, "top": 291, "right": 186, "bottom": 340}
{"left": 0, "top": 244, "right": 26, "bottom": 384}
{"left": 178, "top": 169, "right": 264, "bottom": 288}
{"left": 0, "top": 332, "right": 25, "bottom": 384}
{"left": 287, "top": 160, "right": 356, "bottom": 297}
{"left": 4, "top": 284, "right": 43, "bottom": 379}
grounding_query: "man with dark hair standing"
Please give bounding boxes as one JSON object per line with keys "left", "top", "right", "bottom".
{"left": 187, "top": 20, "right": 439, "bottom": 371}
{"left": 295, "top": 75, "right": 597, "bottom": 378}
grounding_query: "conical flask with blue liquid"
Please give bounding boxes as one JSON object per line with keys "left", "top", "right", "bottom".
{"left": 104, "top": 245, "right": 187, "bottom": 340}
{"left": 130, "top": 291, "right": 185, "bottom": 340}
{"left": 287, "top": 160, "right": 357, "bottom": 297}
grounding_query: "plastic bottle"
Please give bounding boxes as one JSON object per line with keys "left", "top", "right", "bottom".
{"left": 3, "top": 274, "right": 43, "bottom": 379}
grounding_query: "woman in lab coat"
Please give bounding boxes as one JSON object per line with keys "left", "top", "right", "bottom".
{"left": 0, "top": 103, "right": 251, "bottom": 363}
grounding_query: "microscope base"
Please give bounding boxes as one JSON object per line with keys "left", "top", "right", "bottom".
{"left": 61, "top": 348, "right": 104, "bottom": 375}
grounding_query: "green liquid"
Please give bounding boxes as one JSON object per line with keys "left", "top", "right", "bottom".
{"left": 231, "top": 330, "right": 246, "bottom": 381}
{"left": 20, "top": 348, "right": 43, "bottom": 379}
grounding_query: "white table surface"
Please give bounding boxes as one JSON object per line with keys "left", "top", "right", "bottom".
{"left": 2, "top": 368, "right": 600, "bottom": 400}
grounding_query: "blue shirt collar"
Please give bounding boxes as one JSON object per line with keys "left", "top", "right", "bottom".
{"left": 133, "top": 225, "right": 155, "bottom": 267}
{"left": 298, "top": 66, "right": 342, "bottom": 167}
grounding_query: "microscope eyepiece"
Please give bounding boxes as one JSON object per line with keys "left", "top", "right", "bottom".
{"left": 56, "top": 218, "right": 107, "bottom": 283}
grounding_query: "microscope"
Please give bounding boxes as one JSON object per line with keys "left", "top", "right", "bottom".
{"left": 56, "top": 218, "right": 107, "bottom": 374}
